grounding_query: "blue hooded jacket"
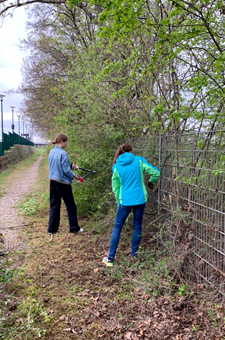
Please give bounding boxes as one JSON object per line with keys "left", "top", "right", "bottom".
{"left": 112, "top": 153, "right": 160, "bottom": 206}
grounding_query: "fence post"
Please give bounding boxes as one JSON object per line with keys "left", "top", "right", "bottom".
{"left": 0, "top": 142, "right": 3, "bottom": 157}
{"left": 158, "top": 134, "right": 166, "bottom": 205}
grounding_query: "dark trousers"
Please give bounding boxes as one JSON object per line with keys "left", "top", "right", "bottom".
{"left": 48, "top": 180, "right": 80, "bottom": 233}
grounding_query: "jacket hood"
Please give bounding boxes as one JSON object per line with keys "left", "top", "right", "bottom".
{"left": 116, "top": 152, "right": 135, "bottom": 166}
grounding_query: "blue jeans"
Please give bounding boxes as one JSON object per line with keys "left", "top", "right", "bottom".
{"left": 108, "top": 203, "right": 146, "bottom": 260}
{"left": 48, "top": 180, "right": 80, "bottom": 233}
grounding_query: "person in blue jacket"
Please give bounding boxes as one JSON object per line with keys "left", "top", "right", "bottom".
{"left": 103, "top": 143, "right": 160, "bottom": 266}
{"left": 48, "top": 133, "right": 84, "bottom": 239}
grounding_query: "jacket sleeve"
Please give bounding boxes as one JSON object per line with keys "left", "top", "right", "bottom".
{"left": 112, "top": 167, "right": 121, "bottom": 205}
{"left": 141, "top": 157, "right": 160, "bottom": 184}
{"left": 61, "top": 153, "right": 76, "bottom": 180}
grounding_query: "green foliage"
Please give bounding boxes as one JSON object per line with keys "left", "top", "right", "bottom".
{"left": 178, "top": 284, "right": 187, "bottom": 296}
{"left": 20, "top": 0, "right": 225, "bottom": 141}
{"left": 0, "top": 268, "right": 15, "bottom": 283}
{"left": 1, "top": 290, "right": 51, "bottom": 340}
{"left": 20, "top": 197, "right": 37, "bottom": 216}
{"left": 177, "top": 284, "right": 193, "bottom": 296}
{"left": 69, "top": 144, "right": 115, "bottom": 216}
{"left": 16, "top": 0, "right": 225, "bottom": 215}
{"left": 39, "top": 192, "right": 50, "bottom": 208}
{"left": 67, "top": 0, "right": 82, "bottom": 7}
{"left": 20, "top": 191, "right": 49, "bottom": 216}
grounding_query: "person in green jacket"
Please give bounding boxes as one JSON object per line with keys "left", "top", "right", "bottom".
{"left": 103, "top": 143, "right": 160, "bottom": 266}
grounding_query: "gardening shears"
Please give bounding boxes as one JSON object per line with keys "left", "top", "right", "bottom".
{"left": 78, "top": 167, "right": 97, "bottom": 179}
{"left": 71, "top": 164, "right": 97, "bottom": 181}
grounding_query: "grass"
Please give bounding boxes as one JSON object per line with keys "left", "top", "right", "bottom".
{"left": 0, "top": 150, "right": 224, "bottom": 340}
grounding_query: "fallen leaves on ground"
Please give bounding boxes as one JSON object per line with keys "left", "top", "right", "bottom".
{"left": 1, "top": 212, "right": 224, "bottom": 340}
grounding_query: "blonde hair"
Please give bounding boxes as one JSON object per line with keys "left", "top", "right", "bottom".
{"left": 52, "top": 133, "right": 68, "bottom": 145}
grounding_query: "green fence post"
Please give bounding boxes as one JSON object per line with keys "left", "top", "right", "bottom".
{"left": 0, "top": 142, "right": 3, "bottom": 157}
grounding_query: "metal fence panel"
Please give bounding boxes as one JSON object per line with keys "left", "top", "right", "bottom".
{"left": 158, "top": 131, "right": 225, "bottom": 284}
{"left": 133, "top": 137, "right": 160, "bottom": 219}
{"left": 0, "top": 132, "right": 34, "bottom": 157}
{"left": 0, "top": 142, "right": 3, "bottom": 157}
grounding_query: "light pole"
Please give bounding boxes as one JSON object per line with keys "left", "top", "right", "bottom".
{"left": 27, "top": 123, "right": 30, "bottom": 140}
{"left": 0, "top": 94, "right": 6, "bottom": 144}
{"left": 10, "top": 106, "right": 15, "bottom": 133}
{"left": 17, "top": 114, "right": 21, "bottom": 135}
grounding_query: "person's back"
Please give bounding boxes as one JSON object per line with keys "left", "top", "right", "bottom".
{"left": 112, "top": 152, "right": 160, "bottom": 206}
{"left": 49, "top": 145, "right": 74, "bottom": 184}
{"left": 103, "top": 143, "right": 160, "bottom": 266}
{"left": 48, "top": 133, "right": 83, "bottom": 238}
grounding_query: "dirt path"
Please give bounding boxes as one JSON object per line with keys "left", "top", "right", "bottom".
{"left": 1, "top": 155, "right": 224, "bottom": 340}
{"left": 0, "top": 154, "right": 43, "bottom": 250}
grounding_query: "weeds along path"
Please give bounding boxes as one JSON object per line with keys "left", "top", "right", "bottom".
{"left": 1, "top": 153, "right": 225, "bottom": 340}
{"left": 0, "top": 154, "right": 43, "bottom": 250}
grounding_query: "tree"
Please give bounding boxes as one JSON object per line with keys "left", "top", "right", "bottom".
{"left": 19, "top": 3, "right": 97, "bottom": 136}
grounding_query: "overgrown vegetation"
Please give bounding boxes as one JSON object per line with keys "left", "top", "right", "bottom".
{"left": 0, "top": 142, "right": 224, "bottom": 340}
{"left": 0, "top": 1, "right": 225, "bottom": 338}
{"left": 7, "top": 0, "right": 223, "bottom": 215}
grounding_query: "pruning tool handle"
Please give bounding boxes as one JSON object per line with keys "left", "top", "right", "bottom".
{"left": 71, "top": 163, "right": 97, "bottom": 181}
{"left": 79, "top": 167, "right": 96, "bottom": 172}
{"left": 82, "top": 171, "right": 96, "bottom": 179}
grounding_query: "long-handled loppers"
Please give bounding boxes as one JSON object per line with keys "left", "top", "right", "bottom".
{"left": 78, "top": 167, "right": 97, "bottom": 180}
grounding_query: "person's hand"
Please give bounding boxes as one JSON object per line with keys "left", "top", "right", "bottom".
{"left": 72, "top": 164, "right": 79, "bottom": 170}
{"left": 148, "top": 182, "right": 154, "bottom": 189}
{"left": 77, "top": 177, "right": 84, "bottom": 183}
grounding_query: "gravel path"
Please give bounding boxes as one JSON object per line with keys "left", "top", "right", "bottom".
{"left": 0, "top": 154, "right": 43, "bottom": 250}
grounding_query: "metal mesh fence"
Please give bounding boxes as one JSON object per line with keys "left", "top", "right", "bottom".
{"left": 133, "top": 137, "right": 160, "bottom": 221}
{"left": 133, "top": 131, "right": 225, "bottom": 284}
{"left": 158, "top": 131, "right": 225, "bottom": 284}
{"left": 0, "top": 132, "right": 34, "bottom": 157}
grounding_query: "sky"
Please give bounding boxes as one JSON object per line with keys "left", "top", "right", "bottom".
{"left": 0, "top": 7, "right": 39, "bottom": 140}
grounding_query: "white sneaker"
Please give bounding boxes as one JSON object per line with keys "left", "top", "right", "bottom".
{"left": 48, "top": 233, "right": 54, "bottom": 242}
{"left": 71, "top": 228, "right": 84, "bottom": 234}
{"left": 102, "top": 257, "right": 114, "bottom": 267}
